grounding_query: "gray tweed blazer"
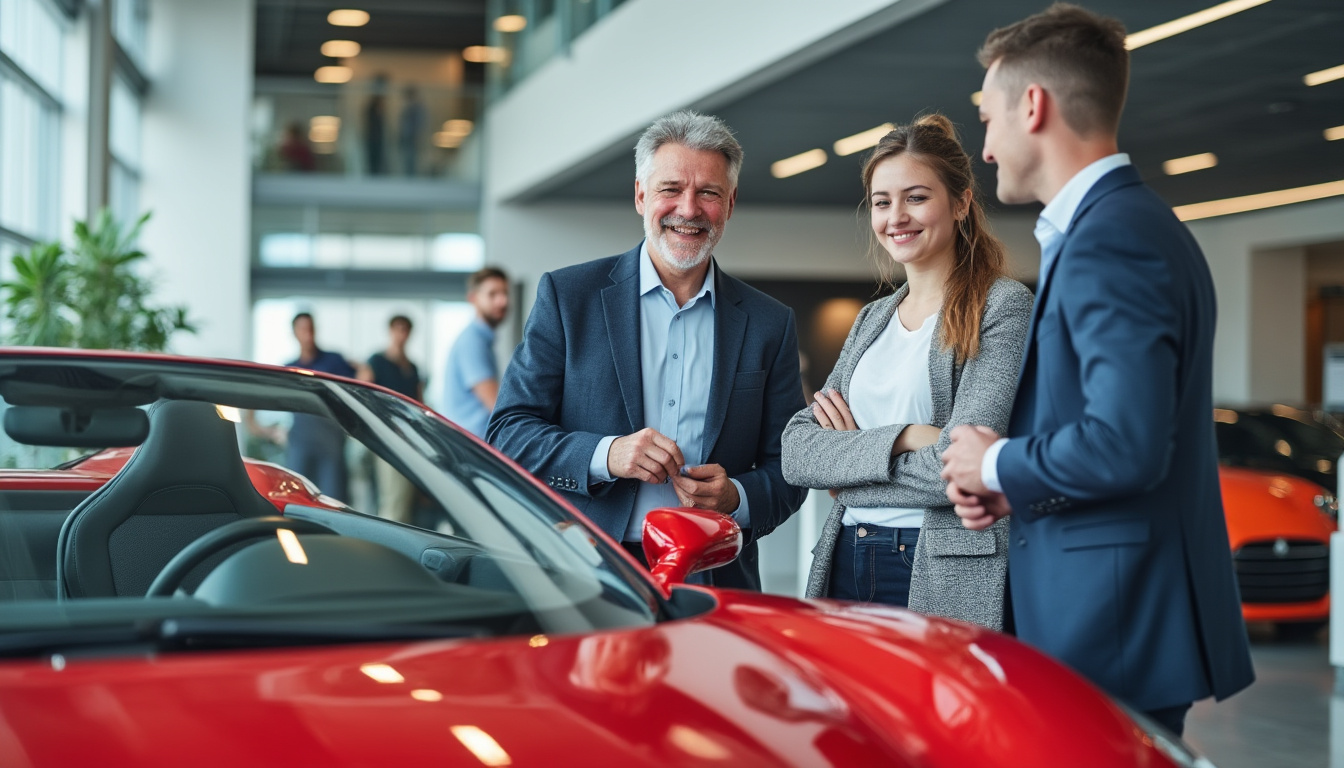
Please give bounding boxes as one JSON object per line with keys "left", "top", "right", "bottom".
{"left": 782, "top": 277, "right": 1032, "bottom": 630}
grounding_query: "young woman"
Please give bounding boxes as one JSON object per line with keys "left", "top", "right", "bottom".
{"left": 781, "top": 113, "right": 1032, "bottom": 630}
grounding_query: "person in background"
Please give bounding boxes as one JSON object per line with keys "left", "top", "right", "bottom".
{"left": 486, "top": 110, "right": 806, "bottom": 590}
{"left": 781, "top": 114, "right": 1031, "bottom": 629}
{"left": 938, "top": 3, "right": 1254, "bottom": 736}
{"left": 364, "top": 75, "right": 388, "bottom": 175}
{"left": 277, "top": 121, "right": 315, "bottom": 172}
{"left": 360, "top": 314, "right": 423, "bottom": 524}
{"left": 443, "top": 267, "right": 510, "bottom": 437}
{"left": 284, "top": 312, "right": 357, "bottom": 500}
{"left": 398, "top": 86, "right": 426, "bottom": 177}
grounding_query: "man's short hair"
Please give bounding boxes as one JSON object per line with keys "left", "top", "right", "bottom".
{"left": 468, "top": 266, "right": 508, "bottom": 294}
{"left": 977, "top": 3, "right": 1129, "bottom": 137}
{"left": 389, "top": 314, "right": 413, "bottom": 331}
{"left": 634, "top": 110, "right": 743, "bottom": 189}
{"left": 292, "top": 312, "right": 313, "bottom": 328}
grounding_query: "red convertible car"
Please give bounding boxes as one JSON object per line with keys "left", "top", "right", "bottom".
{"left": 0, "top": 350, "right": 1208, "bottom": 767}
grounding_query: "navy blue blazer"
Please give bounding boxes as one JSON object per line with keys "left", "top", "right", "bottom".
{"left": 997, "top": 166, "right": 1255, "bottom": 711}
{"left": 487, "top": 245, "right": 807, "bottom": 590}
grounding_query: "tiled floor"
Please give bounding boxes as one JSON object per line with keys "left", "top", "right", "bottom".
{"left": 1185, "top": 624, "right": 1333, "bottom": 768}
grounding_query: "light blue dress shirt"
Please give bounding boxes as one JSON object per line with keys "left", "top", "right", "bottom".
{"left": 982, "top": 153, "right": 1132, "bottom": 491}
{"left": 588, "top": 242, "right": 750, "bottom": 541}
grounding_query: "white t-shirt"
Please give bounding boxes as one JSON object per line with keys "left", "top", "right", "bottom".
{"left": 841, "top": 309, "right": 936, "bottom": 529}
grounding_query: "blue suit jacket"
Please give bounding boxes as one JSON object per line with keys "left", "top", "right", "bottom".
{"left": 487, "top": 246, "right": 807, "bottom": 590}
{"left": 997, "top": 166, "right": 1255, "bottom": 711}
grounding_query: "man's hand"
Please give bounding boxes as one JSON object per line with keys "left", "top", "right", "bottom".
{"left": 671, "top": 464, "right": 740, "bottom": 515}
{"left": 608, "top": 428, "right": 684, "bottom": 484}
{"left": 947, "top": 482, "right": 1012, "bottom": 530}
{"left": 940, "top": 424, "right": 1000, "bottom": 496}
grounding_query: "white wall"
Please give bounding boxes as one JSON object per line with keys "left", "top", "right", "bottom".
{"left": 1187, "top": 196, "right": 1344, "bottom": 405}
{"left": 1249, "top": 246, "right": 1307, "bottom": 403}
{"left": 483, "top": 0, "right": 944, "bottom": 204}
{"left": 138, "top": 0, "right": 253, "bottom": 359}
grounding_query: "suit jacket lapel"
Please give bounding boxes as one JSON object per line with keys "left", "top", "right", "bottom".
{"left": 1012, "top": 165, "right": 1144, "bottom": 409}
{"left": 601, "top": 247, "right": 643, "bottom": 433}
{"left": 702, "top": 263, "right": 746, "bottom": 460}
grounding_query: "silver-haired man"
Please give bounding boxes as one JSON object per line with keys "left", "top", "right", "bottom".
{"left": 487, "top": 110, "right": 806, "bottom": 589}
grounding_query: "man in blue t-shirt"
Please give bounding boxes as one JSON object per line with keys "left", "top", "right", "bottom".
{"left": 283, "top": 312, "right": 357, "bottom": 500}
{"left": 443, "top": 267, "right": 509, "bottom": 437}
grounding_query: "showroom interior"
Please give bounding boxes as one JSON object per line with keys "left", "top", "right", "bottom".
{"left": 0, "top": 0, "right": 1342, "bottom": 764}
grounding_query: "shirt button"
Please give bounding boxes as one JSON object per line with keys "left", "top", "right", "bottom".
{"left": 857, "top": 527, "right": 867, "bottom": 538}
{"left": 672, "top": 353, "right": 678, "bottom": 360}
{"left": 674, "top": 316, "right": 680, "bottom": 322}
{"left": 1017, "top": 537, "right": 1027, "bottom": 547}
{"left": 667, "top": 399, "right": 675, "bottom": 407}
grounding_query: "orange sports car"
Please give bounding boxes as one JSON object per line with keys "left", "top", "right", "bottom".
{"left": 1215, "top": 407, "right": 1338, "bottom": 636}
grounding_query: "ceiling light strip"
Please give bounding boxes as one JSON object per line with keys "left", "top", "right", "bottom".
{"left": 833, "top": 124, "right": 894, "bottom": 157}
{"left": 1304, "top": 64, "right": 1344, "bottom": 87}
{"left": 1326, "top": 125, "right": 1344, "bottom": 141}
{"left": 771, "top": 149, "right": 827, "bottom": 179}
{"left": 1163, "top": 152, "right": 1218, "bottom": 176}
{"left": 1174, "top": 179, "right": 1344, "bottom": 221}
{"left": 1125, "top": 0, "right": 1271, "bottom": 50}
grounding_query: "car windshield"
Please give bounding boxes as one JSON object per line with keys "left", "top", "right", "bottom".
{"left": 1215, "top": 410, "right": 1344, "bottom": 475}
{"left": 0, "top": 355, "right": 659, "bottom": 655}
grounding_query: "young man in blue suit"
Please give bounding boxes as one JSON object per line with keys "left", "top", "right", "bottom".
{"left": 488, "top": 111, "right": 806, "bottom": 591}
{"left": 940, "top": 4, "right": 1254, "bottom": 736}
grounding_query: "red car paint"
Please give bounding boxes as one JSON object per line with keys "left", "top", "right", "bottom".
{"left": 0, "top": 350, "right": 1186, "bottom": 767}
{"left": 1220, "top": 466, "right": 1334, "bottom": 623}
{"left": 0, "top": 590, "right": 1173, "bottom": 768}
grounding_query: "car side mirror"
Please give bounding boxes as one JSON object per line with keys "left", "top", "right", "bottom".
{"left": 640, "top": 507, "right": 741, "bottom": 594}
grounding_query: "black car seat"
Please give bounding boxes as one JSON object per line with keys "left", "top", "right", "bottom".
{"left": 56, "top": 400, "right": 280, "bottom": 598}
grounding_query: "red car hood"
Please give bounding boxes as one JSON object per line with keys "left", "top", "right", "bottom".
{"left": 0, "top": 592, "right": 1162, "bottom": 768}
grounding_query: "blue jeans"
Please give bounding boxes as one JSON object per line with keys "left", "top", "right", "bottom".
{"left": 828, "top": 525, "right": 919, "bottom": 607}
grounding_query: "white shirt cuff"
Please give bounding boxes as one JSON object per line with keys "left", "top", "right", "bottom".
{"left": 589, "top": 435, "right": 618, "bottom": 484}
{"left": 982, "top": 438, "right": 1009, "bottom": 493}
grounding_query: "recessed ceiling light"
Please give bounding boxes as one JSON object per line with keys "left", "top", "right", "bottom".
{"left": 1326, "top": 124, "right": 1344, "bottom": 141}
{"left": 434, "top": 132, "right": 465, "bottom": 148}
{"left": 1173, "top": 178, "right": 1344, "bottom": 221}
{"left": 970, "top": 91, "right": 983, "bottom": 106}
{"left": 441, "top": 119, "right": 474, "bottom": 137}
{"left": 833, "top": 124, "right": 894, "bottom": 157}
{"left": 314, "top": 66, "right": 353, "bottom": 84}
{"left": 1304, "top": 64, "right": 1344, "bottom": 87}
{"left": 321, "top": 40, "right": 361, "bottom": 58}
{"left": 327, "top": 9, "right": 369, "bottom": 27}
{"left": 771, "top": 149, "right": 827, "bottom": 179}
{"left": 1163, "top": 152, "right": 1218, "bottom": 176}
{"left": 309, "top": 116, "right": 340, "bottom": 143}
{"left": 494, "top": 14, "right": 527, "bottom": 33}
{"left": 463, "top": 46, "right": 509, "bottom": 64}
{"left": 1125, "top": 0, "right": 1270, "bottom": 50}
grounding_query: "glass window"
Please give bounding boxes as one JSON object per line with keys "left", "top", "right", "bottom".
{"left": 0, "top": 78, "right": 59, "bottom": 241}
{"left": 111, "top": 0, "right": 149, "bottom": 69}
{"left": 0, "top": 0, "right": 64, "bottom": 97}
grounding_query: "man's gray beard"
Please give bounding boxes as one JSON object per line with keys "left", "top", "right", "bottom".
{"left": 644, "top": 215, "right": 718, "bottom": 272}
